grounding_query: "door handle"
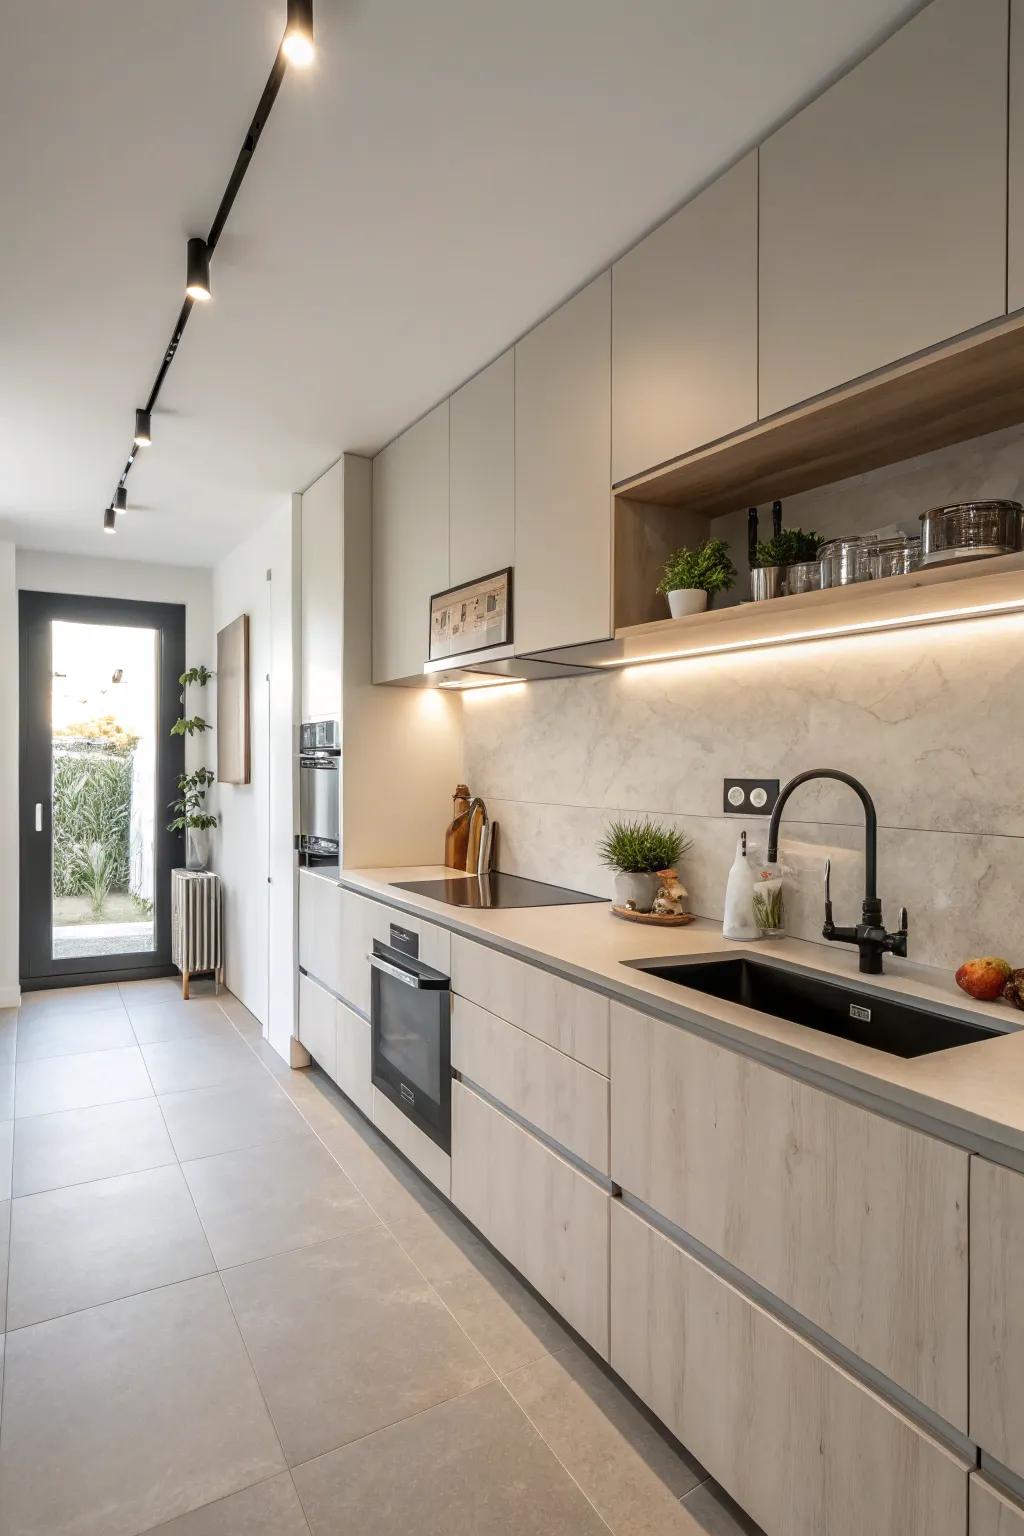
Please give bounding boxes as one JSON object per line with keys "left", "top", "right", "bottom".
{"left": 34, "top": 802, "right": 42, "bottom": 832}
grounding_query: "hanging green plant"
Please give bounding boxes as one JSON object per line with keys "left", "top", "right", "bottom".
{"left": 167, "top": 666, "right": 218, "bottom": 865}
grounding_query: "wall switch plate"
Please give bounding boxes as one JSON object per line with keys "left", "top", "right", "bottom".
{"left": 723, "top": 778, "right": 780, "bottom": 815}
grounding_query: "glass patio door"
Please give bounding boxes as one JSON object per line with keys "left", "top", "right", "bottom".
{"left": 20, "top": 592, "right": 185, "bottom": 988}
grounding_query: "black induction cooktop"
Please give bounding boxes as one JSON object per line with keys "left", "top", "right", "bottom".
{"left": 391, "top": 873, "right": 604, "bottom": 910}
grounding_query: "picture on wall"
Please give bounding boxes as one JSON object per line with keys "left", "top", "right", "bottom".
{"left": 429, "top": 567, "right": 512, "bottom": 662}
{"left": 216, "top": 614, "right": 250, "bottom": 785}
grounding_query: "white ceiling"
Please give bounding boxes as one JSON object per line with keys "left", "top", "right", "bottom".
{"left": 0, "top": 0, "right": 925, "bottom": 565}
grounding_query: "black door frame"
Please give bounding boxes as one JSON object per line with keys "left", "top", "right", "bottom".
{"left": 19, "top": 590, "right": 186, "bottom": 990}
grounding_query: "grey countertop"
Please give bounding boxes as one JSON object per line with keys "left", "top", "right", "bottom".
{"left": 301, "top": 862, "right": 1024, "bottom": 1163}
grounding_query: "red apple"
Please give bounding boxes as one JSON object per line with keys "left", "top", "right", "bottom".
{"left": 954, "top": 957, "right": 1012, "bottom": 1001}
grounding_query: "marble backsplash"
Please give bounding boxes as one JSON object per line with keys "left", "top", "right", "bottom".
{"left": 463, "top": 424, "right": 1024, "bottom": 972}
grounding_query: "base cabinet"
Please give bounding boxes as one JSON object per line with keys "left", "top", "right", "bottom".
{"left": 298, "top": 972, "right": 337, "bottom": 1080}
{"left": 970, "top": 1157, "right": 1024, "bottom": 1473}
{"left": 336, "top": 1000, "right": 372, "bottom": 1119}
{"left": 451, "top": 1082, "right": 609, "bottom": 1356}
{"left": 972, "top": 1478, "right": 1024, "bottom": 1536}
{"left": 611, "top": 1202, "right": 967, "bottom": 1536}
{"left": 298, "top": 872, "right": 343, "bottom": 995}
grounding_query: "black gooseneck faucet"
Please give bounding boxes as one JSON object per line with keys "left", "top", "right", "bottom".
{"left": 766, "top": 769, "right": 908, "bottom": 975}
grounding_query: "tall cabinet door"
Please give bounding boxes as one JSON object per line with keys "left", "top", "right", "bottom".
{"left": 371, "top": 401, "right": 450, "bottom": 684}
{"left": 450, "top": 350, "right": 514, "bottom": 587}
{"left": 759, "top": 0, "right": 1008, "bottom": 418}
{"left": 300, "top": 461, "right": 342, "bottom": 721}
{"left": 612, "top": 151, "right": 758, "bottom": 484}
{"left": 1010, "top": 0, "right": 1024, "bottom": 313}
{"left": 514, "top": 273, "right": 612, "bottom": 654}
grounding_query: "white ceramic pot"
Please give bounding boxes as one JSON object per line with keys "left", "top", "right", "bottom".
{"left": 186, "top": 827, "right": 210, "bottom": 872}
{"left": 613, "top": 871, "right": 661, "bottom": 912}
{"left": 666, "top": 588, "right": 709, "bottom": 619}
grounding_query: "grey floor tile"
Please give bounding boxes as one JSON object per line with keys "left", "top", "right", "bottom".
{"left": 505, "top": 1346, "right": 705, "bottom": 1533}
{"left": 11, "top": 1097, "right": 175, "bottom": 1197}
{"left": 0, "top": 1274, "right": 285, "bottom": 1536}
{"left": 141, "top": 1034, "right": 266, "bottom": 1095}
{"left": 14, "top": 1046, "right": 152, "bottom": 1118}
{"left": 127, "top": 999, "right": 236, "bottom": 1044}
{"left": 223, "top": 1227, "right": 493, "bottom": 1466}
{"left": 0, "top": 1011, "right": 16, "bottom": 1065}
{"left": 0, "top": 1199, "right": 9, "bottom": 1330}
{"left": 0, "top": 1065, "right": 13, "bottom": 1120}
{"left": 19, "top": 983, "right": 124, "bottom": 1017}
{"left": 7, "top": 1162, "right": 215, "bottom": 1329}
{"left": 429, "top": 1241, "right": 577, "bottom": 1376}
{"left": 292, "top": 1380, "right": 608, "bottom": 1536}
{"left": 183, "top": 1133, "right": 378, "bottom": 1269}
{"left": 118, "top": 977, "right": 187, "bottom": 1006}
{"left": 680, "top": 1480, "right": 764, "bottom": 1535}
{"left": 144, "top": 1473, "right": 310, "bottom": 1535}
{"left": 160, "top": 1077, "right": 307, "bottom": 1162}
{"left": 0, "top": 1119, "right": 11, "bottom": 1200}
{"left": 15, "top": 1007, "right": 136, "bottom": 1062}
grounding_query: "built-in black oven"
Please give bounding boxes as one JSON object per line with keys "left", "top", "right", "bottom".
{"left": 369, "top": 929, "right": 451, "bottom": 1153}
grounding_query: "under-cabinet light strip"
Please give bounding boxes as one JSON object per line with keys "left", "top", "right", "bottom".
{"left": 608, "top": 594, "right": 1024, "bottom": 671}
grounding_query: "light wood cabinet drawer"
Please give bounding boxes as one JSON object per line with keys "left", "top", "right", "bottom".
{"left": 970, "top": 1157, "right": 1024, "bottom": 1471}
{"left": 298, "top": 872, "right": 343, "bottom": 995}
{"left": 451, "top": 1082, "right": 609, "bottom": 1356}
{"left": 372, "top": 1087, "right": 451, "bottom": 1197}
{"left": 451, "top": 935, "right": 608, "bottom": 1074}
{"left": 611, "top": 1002, "right": 968, "bottom": 1427}
{"left": 339, "top": 891, "right": 451, "bottom": 1017}
{"left": 336, "top": 1000, "right": 372, "bottom": 1119}
{"left": 298, "top": 972, "right": 337, "bottom": 1079}
{"left": 971, "top": 1477, "right": 1024, "bottom": 1536}
{"left": 452, "top": 995, "right": 609, "bottom": 1172}
{"left": 611, "top": 1202, "right": 968, "bottom": 1536}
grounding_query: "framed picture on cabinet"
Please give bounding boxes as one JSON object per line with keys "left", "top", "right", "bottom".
{"left": 428, "top": 567, "right": 513, "bottom": 662}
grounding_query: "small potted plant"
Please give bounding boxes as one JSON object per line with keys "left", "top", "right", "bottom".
{"left": 751, "top": 528, "right": 823, "bottom": 601}
{"left": 598, "top": 818, "right": 693, "bottom": 912}
{"left": 657, "top": 537, "right": 737, "bottom": 618}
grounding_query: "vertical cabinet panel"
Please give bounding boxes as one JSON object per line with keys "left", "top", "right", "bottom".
{"left": 451, "top": 1082, "right": 609, "bottom": 1356}
{"left": 971, "top": 1477, "right": 1024, "bottom": 1536}
{"left": 1010, "top": 0, "right": 1024, "bottom": 313}
{"left": 610, "top": 1003, "right": 969, "bottom": 1426}
{"left": 371, "top": 401, "right": 450, "bottom": 683}
{"left": 759, "top": 0, "right": 1008, "bottom": 417}
{"left": 449, "top": 350, "right": 515, "bottom": 586}
{"left": 297, "top": 872, "right": 343, "bottom": 996}
{"left": 299, "top": 461, "right": 342, "bottom": 721}
{"left": 970, "top": 1157, "right": 1024, "bottom": 1473}
{"left": 611, "top": 1202, "right": 967, "bottom": 1536}
{"left": 336, "top": 1000, "right": 372, "bottom": 1118}
{"left": 514, "top": 273, "right": 612, "bottom": 654}
{"left": 298, "top": 972, "right": 337, "bottom": 1079}
{"left": 612, "top": 151, "right": 758, "bottom": 484}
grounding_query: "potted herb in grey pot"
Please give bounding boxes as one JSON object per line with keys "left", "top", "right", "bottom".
{"left": 657, "top": 537, "right": 737, "bottom": 619}
{"left": 751, "top": 528, "right": 823, "bottom": 601}
{"left": 598, "top": 818, "right": 693, "bottom": 913}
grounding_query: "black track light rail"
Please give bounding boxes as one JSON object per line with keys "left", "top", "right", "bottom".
{"left": 110, "top": 47, "right": 290, "bottom": 504}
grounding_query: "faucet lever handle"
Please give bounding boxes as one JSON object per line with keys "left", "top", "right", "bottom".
{"left": 897, "top": 905, "right": 908, "bottom": 934}
{"left": 823, "top": 858, "right": 833, "bottom": 918}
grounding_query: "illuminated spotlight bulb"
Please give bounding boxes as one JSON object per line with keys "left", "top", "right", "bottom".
{"left": 186, "top": 237, "right": 211, "bottom": 303}
{"left": 282, "top": 0, "right": 314, "bottom": 65}
{"left": 113, "top": 487, "right": 128, "bottom": 513}
{"left": 103, "top": 507, "right": 117, "bottom": 534}
{"left": 134, "top": 408, "right": 152, "bottom": 447}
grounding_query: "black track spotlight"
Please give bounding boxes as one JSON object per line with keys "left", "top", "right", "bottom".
{"left": 103, "top": 507, "right": 117, "bottom": 534}
{"left": 113, "top": 487, "right": 128, "bottom": 513}
{"left": 134, "top": 408, "right": 152, "bottom": 447}
{"left": 186, "top": 237, "right": 212, "bottom": 303}
{"left": 282, "top": 0, "right": 315, "bottom": 66}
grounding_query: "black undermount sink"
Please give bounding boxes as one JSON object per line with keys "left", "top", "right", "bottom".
{"left": 624, "top": 955, "right": 1005, "bottom": 1058}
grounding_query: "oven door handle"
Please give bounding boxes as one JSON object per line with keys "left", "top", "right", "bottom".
{"left": 367, "top": 953, "right": 448, "bottom": 990}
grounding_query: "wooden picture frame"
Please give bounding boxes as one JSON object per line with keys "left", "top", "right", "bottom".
{"left": 428, "top": 566, "right": 513, "bottom": 662}
{"left": 216, "top": 614, "right": 250, "bottom": 785}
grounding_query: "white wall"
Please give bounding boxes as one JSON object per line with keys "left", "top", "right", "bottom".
{"left": 0, "top": 544, "right": 19, "bottom": 1005}
{"left": 211, "top": 504, "right": 296, "bottom": 1062}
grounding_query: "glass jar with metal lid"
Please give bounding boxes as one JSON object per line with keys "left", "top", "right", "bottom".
{"left": 819, "top": 535, "right": 876, "bottom": 588}
{"left": 867, "top": 534, "right": 921, "bottom": 580}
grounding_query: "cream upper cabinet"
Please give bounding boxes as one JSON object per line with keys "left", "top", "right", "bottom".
{"left": 970, "top": 1156, "right": 1024, "bottom": 1473}
{"left": 371, "top": 401, "right": 450, "bottom": 683}
{"left": 759, "top": 0, "right": 1008, "bottom": 418}
{"left": 449, "top": 350, "right": 514, "bottom": 586}
{"left": 300, "top": 461, "right": 342, "bottom": 721}
{"left": 514, "top": 273, "right": 612, "bottom": 654}
{"left": 612, "top": 152, "right": 757, "bottom": 484}
{"left": 1010, "top": 0, "right": 1024, "bottom": 312}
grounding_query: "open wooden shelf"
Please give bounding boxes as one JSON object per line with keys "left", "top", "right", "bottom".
{"left": 532, "top": 551, "right": 1024, "bottom": 670}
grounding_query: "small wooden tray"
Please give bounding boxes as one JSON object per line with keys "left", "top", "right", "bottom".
{"left": 611, "top": 905, "right": 696, "bottom": 927}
